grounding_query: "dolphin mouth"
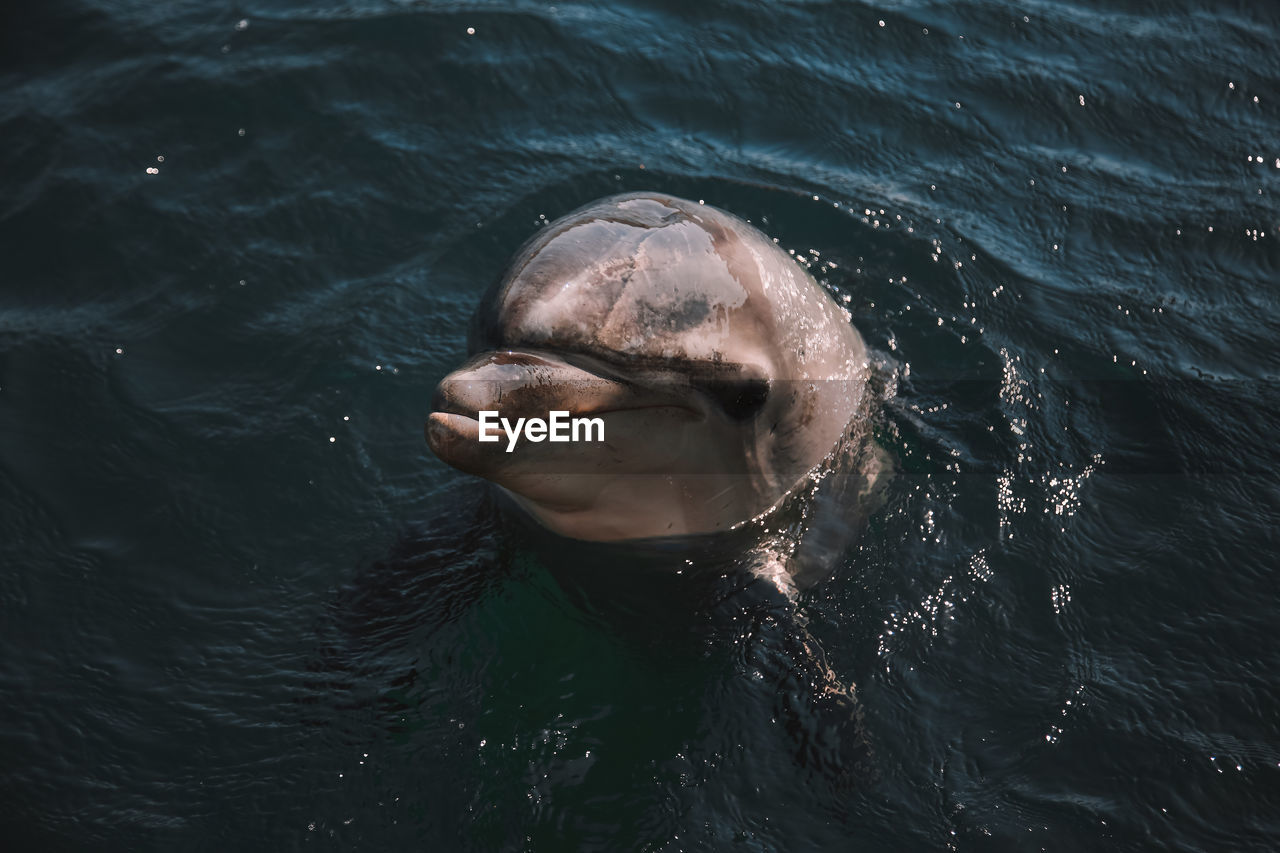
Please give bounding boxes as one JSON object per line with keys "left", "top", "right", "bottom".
{"left": 425, "top": 409, "right": 480, "bottom": 445}
{"left": 426, "top": 409, "right": 478, "bottom": 433}
{"left": 425, "top": 348, "right": 706, "bottom": 468}
{"left": 428, "top": 348, "right": 702, "bottom": 423}
{"left": 426, "top": 392, "right": 697, "bottom": 437}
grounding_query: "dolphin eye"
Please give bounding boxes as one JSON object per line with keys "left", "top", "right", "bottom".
{"left": 699, "top": 375, "right": 770, "bottom": 420}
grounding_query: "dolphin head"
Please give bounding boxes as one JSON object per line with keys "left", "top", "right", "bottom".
{"left": 427, "top": 193, "right": 869, "bottom": 541}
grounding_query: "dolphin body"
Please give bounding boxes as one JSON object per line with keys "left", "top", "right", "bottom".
{"left": 426, "top": 192, "right": 887, "bottom": 786}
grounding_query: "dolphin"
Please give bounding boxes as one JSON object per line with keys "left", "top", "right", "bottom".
{"left": 427, "top": 191, "right": 880, "bottom": 560}
{"left": 426, "top": 192, "right": 887, "bottom": 786}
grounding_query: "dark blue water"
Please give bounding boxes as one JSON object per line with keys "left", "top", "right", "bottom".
{"left": 3, "top": 1, "right": 1279, "bottom": 849}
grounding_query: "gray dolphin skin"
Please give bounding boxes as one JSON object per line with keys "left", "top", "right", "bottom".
{"left": 426, "top": 192, "right": 874, "bottom": 546}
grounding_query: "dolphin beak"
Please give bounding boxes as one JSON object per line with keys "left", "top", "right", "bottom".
{"left": 430, "top": 349, "right": 623, "bottom": 418}
{"left": 425, "top": 349, "right": 625, "bottom": 472}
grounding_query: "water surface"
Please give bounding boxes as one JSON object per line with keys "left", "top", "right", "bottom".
{"left": 2, "top": 0, "right": 1278, "bottom": 849}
